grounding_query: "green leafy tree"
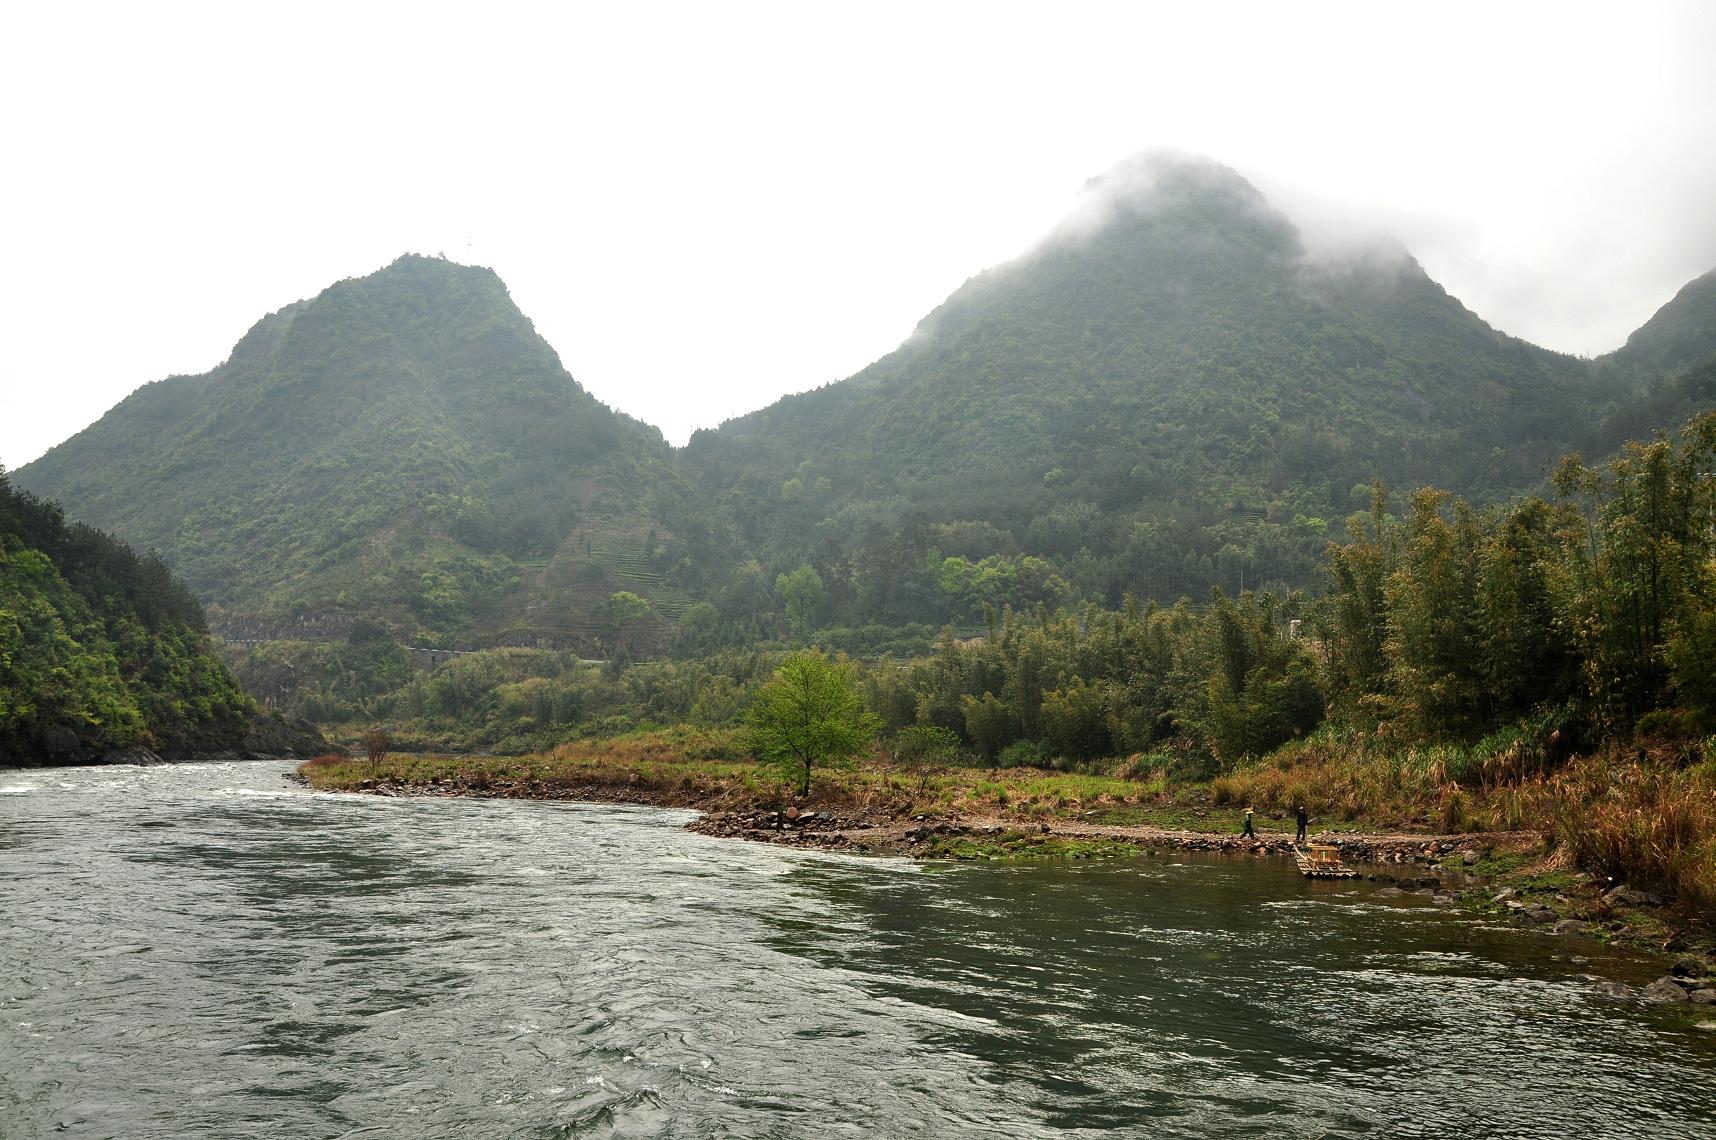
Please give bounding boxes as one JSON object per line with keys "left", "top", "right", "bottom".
{"left": 1039, "top": 677, "right": 1111, "bottom": 762}
{"left": 609, "top": 591, "right": 650, "bottom": 625}
{"left": 961, "top": 692, "right": 1017, "bottom": 763}
{"left": 1552, "top": 412, "right": 1716, "bottom": 726}
{"left": 744, "top": 650, "right": 880, "bottom": 795}
{"left": 775, "top": 563, "right": 827, "bottom": 638}
{"left": 1385, "top": 489, "right": 1486, "bottom": 735}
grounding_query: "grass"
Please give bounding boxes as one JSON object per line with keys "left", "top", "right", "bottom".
{"left": 923, "top": 831, "right": 1151, "bottom": 861}
{"left": 301, "top": 726, "right": 1520, "bottom": 832}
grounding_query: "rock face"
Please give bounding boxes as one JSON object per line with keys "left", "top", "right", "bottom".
{"left": 107, "top": 713, "right": 329, "bottom": 765}
{"left": 238, "top": 713, "right": 328, "bottom": 758}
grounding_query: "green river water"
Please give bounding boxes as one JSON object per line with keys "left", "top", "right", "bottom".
{"left": 2, "top": 760, "right": 1712, "bottom": 1137}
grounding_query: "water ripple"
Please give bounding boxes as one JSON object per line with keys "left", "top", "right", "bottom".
{"left": 2, "top": 762, "right": 1713, "bottom": 1138}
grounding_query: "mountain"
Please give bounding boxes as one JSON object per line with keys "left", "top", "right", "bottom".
{"left": 16, "top": 255, "right": 727, "bottom": 652}
{"left": 1584, "top": 270, "right": 1716, "bottom": 456}
{"left": 17, "top": 162, "right": 1714, "bottom": 662}
{"left": 0, "top": 471, "right": 322, "bottom": 764}
{"left": 1606, "top": 268, "right": 1716, "bottom": 381}
{"left": 684, "top": 153, "right": 1603, "bottom": 619}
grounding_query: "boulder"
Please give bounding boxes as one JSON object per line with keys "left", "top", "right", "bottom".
{"left": 1688, "top": 989, "right": 1716, "bottom": 1006}
{"left": 39, "top": 724, "right": 82, "bottom": 756}
{"left": 1524, "top": 904, "right": 1558, "bottom": 924}
{"left": 1641, "top": 977, "right": 1691, "bottom": 1004}
{"left": 1602, "top": 885, "right": 1664, "bottom": 908}
{"left": 1671, "top": 956, "right": 1708, "bottom": 979}
{"left": 1591, "top": 980, "right": 1634, "bottom": 1001}
{"left": 1553, "top": 918, "right": 1591, "bottom": 935}
{"left": 1493, "top": 887, "right": 1518, "bottom": 903}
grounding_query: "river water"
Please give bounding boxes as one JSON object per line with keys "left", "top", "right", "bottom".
{"left": 3, "top": 761, "right": 1713, "bottom": 1138}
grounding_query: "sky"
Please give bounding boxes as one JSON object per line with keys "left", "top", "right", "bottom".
{"left": 3, "top": 1, "right": 1714, "bottom": 467}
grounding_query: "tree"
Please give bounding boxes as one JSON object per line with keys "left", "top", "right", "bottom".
{"left": 891, "top": 724, "right": 961, "bottom": 792}
{"left": 362, "top": 728, "right": 390, "bottom": 775}
{"left": 609, "top": 591, "right": 650, "bottom": 626}
{"left": 744, "top": 650, "right": 880, "bottom": 795}
{"left": 775, "top": 563, "right": 826, "bottom": 638}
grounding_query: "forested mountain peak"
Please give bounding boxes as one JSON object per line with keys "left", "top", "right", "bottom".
{"left": 1608, "top": 267, "right": 1716, "bottom": 379}
{"left": 1050, "top": 151, "right": 1285, "bottom": 243}
{"left": 685, "top": 152, "right": 1602, "bottom": 616}
{"left": 15, "top": 254, "right": 695, "bottom": 648}
{"left": 1584, "top": 267, "right": 1716, "bottom": 455}
{"left": 903, "top": 153, "right": 1306, "bottom": 351}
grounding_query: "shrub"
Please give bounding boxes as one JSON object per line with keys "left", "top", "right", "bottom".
{"left": 997, "top": 739, "right": 1046, "bottom": 769}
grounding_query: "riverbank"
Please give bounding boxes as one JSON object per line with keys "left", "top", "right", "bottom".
{"left": 4, "top": 711, "right": 328, "bottom": 770}
{"left": 294, "top": 736, "right": 1716, "bottom": 980}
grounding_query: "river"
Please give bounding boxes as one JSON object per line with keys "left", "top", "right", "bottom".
{"left": 2, "top": 760, "right": 1712, "bottom": 1138}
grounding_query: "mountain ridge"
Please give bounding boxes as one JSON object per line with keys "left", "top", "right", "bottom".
{"left": 16, "top": 254, "right": 707, "bottom": 652}
{"left": 17, "top": 156, "right": 1716, "bottom": 650}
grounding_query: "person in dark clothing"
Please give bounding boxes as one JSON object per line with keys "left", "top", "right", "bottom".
{"left": 1295, "top": 803, "right": 1309, "bottom": 844}
{"left": 1240, "top": 804, "right": 1256, "bottom": 839}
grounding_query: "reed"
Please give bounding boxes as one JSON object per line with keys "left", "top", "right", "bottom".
{"left": 1549, "top": 753, "right": 1716, "bottom": 921}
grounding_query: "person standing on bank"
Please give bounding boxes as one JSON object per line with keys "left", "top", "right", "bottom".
{"left": 1295, "top": 803, "right": 1309, "bottom": 844}
{"left": 1241, "top": 804, "right": 1256, "bottom": 839}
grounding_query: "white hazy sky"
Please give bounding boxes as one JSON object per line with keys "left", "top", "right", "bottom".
{"left": 3, "top": 1, "right": 1714, "bottom": 467}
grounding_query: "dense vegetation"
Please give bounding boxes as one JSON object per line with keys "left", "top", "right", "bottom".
{"left": 0, "top": 470, "right": 257, "bottom": 762}
{"left": 279, "top": 411, "right": 1716, "bottom": 767}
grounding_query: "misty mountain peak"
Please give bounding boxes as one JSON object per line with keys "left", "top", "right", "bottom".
{"left": 1048, "top": 151, "right": 1292, "bottom": 251}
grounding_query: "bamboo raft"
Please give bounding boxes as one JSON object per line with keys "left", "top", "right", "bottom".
{"left": 1294, "top": 843, "right": 1358, "bottom": 879}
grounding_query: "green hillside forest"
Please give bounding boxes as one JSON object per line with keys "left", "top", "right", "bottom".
{"left": 0, "top": 470, "right": 322, "bottom": 766}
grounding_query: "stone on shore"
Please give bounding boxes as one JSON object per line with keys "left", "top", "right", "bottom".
{"left": 1641, "top": 977, "right": 1691, "bottom": 1004}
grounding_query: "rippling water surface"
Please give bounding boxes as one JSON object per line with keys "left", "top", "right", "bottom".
{"left": 3, "top": 761, "right": 1713, "bottom": 1138}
